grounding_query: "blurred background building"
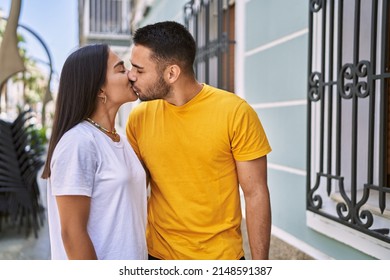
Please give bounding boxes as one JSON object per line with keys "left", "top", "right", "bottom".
{"left": 78, "top": 0, "right": 131, "bottom": 52}
{"left": 1, "top": 0, "right": 389, "bottom": 260}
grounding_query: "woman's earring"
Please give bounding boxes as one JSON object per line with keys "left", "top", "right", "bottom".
{"left": 101, "top": 95, "right": 107, "bottom": 104}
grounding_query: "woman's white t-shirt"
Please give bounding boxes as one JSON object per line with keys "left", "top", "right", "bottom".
{"left": 47, "top": 121, "right": 147, "bottom": 260}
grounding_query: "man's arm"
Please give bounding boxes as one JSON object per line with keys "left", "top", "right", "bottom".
{"left": 236, "top": 155, "right": 271, "bottom": 260}
{"left": 56, "top": 195, "right": 97, "bottom": 260}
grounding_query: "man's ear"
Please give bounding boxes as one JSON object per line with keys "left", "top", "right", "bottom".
{"left": 165, "top": 64, "right": 181, "bottom": 84}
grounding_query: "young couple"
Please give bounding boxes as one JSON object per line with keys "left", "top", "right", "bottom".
{"left": 42, "top": 21, "right": 272, "bottom": 260}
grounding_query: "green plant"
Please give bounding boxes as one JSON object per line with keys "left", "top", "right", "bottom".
{"left": 27, "top": 125, "right": 47, "bottom": 156}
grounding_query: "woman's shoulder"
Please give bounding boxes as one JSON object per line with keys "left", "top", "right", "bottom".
{"left": 57, "top": 122, "right": 97, "bottom": 150}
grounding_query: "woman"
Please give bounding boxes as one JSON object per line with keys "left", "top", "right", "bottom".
{"left": 41, "top": 44, "right": 147, "bottom": 260}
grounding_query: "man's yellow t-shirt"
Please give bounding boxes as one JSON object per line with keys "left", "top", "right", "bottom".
{"left": 126, "top": 84, "right": 271, "bottom": 259}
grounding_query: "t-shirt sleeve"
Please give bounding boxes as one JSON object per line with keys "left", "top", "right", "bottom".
{"left": 231, "top": 101, "right": 272, "bottom": 161}
{"left": 126, "top": 106, "right": 141, "bottom": 159}
{"left": 50, "top": 131, "right": 97, "bottom": 197}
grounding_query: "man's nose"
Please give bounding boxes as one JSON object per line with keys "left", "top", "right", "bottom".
{"left": 127, "top": 69, "right": 136, "bottom": 82}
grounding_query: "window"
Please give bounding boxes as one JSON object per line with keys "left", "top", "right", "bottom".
{"left": 307, "top": 0, "right": 390, "bottom": 258}
{"left": 88, "top": 0, "right": 130, "bottom": 35}
{"left": 184, "top": 0, "right": 235, "bottom": 92}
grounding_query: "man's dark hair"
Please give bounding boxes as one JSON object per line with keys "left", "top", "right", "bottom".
{"left": 133, "top": 21, "right": 196, "bottom": 75}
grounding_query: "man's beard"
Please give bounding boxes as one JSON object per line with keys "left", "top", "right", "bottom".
{"left": 138, "top": 75, "right": 171, "bottom": 101}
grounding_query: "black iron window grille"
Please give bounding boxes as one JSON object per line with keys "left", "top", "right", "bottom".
{"left": 88, "top": 0, "right": 130, "bottom": 35}
{"left": 184, "top": 0, "right": 235, "bottom": 92}
{"left": 307, "top": 0, "right": 390, "bottom": 244}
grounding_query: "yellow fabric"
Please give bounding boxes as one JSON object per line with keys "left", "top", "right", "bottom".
{"left": 127, "top": 84, "right": 271, "bottom": 259}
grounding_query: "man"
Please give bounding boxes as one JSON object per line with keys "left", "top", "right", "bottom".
{"left": 126, "top": 21, "right": 272, "bottom": 260}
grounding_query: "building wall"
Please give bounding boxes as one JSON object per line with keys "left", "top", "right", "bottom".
{"left": 134, "top": 0, "right": 374, "bottom": 259}
{"left": 242, "top": 0, "right": 373, "bottom": 260}
{"left": 139, "top": 0, "right": 187, "bottom": 25}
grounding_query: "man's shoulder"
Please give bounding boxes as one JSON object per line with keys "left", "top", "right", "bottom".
{"left": 203, "top": 84, "right": 245, "bottom": 105}
{"left": 131, "top": 100, "right": 161, "bottom": 115}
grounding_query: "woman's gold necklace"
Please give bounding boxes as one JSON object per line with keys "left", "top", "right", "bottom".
{"left": 86, "top": 118, "right": 120, "bottom": 142}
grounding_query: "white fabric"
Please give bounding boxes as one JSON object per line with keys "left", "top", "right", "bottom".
{"left": 47, "top": 121, "right": 147, "bottom": 260}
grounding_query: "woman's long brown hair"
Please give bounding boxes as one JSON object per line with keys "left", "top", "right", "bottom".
{"left": 41, "top": 44, "right": 109, "bottom": 179}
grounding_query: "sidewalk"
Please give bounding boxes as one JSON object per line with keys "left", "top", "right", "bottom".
{"left": 241, "top": 219, "right": 313, "bottom": 260}
{"left": 0, "top": 218, "right": 312, "bottom": 260}
{"left": 0, "top": 176, "right": 312, "bottom": 260}
{"left": 0, "top": 215, "right": 50, "bottom": 259}
{"left": 0, "top": 176, "right": 50, "bottom": 260}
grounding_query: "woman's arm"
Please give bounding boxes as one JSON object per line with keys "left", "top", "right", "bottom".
{"left": 56, "top": 195, "right": 97, "bottom": 260}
